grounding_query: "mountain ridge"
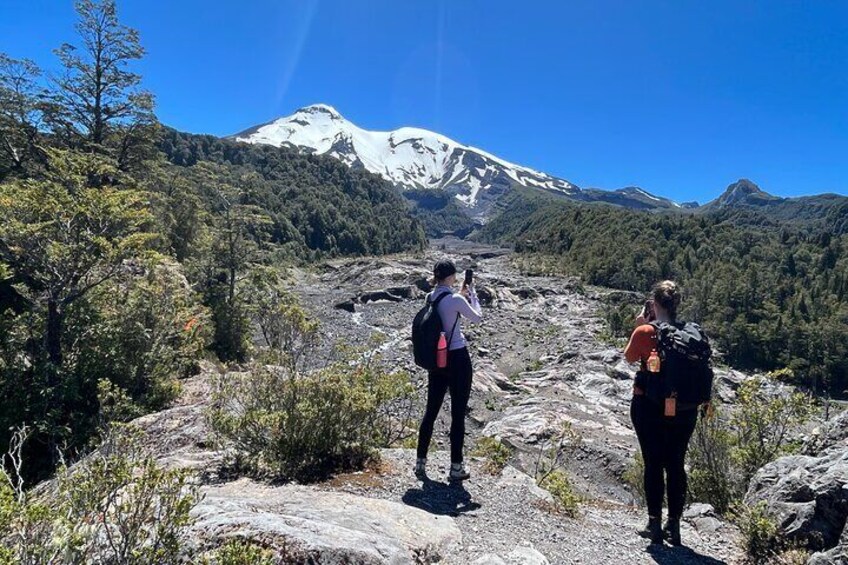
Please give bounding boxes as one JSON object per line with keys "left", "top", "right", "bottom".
{"left": 231, "top": 104, "right": 578, "bottom": 220}
{"left": 231, "top": 104, "right": 847, "bottom": 220}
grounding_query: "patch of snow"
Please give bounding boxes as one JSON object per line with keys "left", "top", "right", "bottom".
{"left": 234, "top": 104, "right": 578, "bottom": 209}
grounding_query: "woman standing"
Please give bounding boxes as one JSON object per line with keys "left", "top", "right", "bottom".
{"left": 624, "top": 280, "right": 699, "bottom": 546}
{"left": 415, "top": 259, "right": 483, "bottom": 481}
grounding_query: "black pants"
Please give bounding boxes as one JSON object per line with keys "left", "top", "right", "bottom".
{"left": 416, "top": 347, "right": 473, "bottom": 464}
{"left": 630, "top": 395, "right": 698, "bottom": 519}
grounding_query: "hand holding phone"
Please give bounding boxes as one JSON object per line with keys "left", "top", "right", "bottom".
{"left": 464, "top": 269, "right": 474, "bottom": 288}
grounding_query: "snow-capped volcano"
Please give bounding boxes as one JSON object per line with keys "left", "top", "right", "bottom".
{"left": 232, "top": 104, "right": 578, "bottom": 218}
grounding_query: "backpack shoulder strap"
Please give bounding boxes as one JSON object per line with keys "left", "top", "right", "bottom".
{"left": 428, "top": 291, "right": 450, "bottom": 307}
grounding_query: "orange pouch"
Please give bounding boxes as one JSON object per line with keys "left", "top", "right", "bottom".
{"left": 664, "top": 397, "right": 677, "bottom": 417}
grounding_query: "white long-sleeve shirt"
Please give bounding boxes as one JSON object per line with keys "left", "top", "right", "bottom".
{"left": 428, "top": 284, "right": 483, "bottom": 351}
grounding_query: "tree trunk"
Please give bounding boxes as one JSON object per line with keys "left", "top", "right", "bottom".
{"left": 46, "top": 299, "right": 63, "bottom": 374}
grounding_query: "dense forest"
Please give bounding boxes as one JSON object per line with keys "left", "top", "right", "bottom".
{"left": 401, "top": 187, "right": 478, "bottom": 237}
{"left": 479, "top": 190, "right": 848, "bottom": 396}
{"left": 0, "top": 0, "right": 424, "bottom": 481}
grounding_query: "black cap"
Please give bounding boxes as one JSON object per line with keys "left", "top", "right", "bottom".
{"left": 433, "top": 260, "right": 457, "bottom": 280}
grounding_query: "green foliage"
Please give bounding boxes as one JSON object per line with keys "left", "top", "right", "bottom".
{"left": 209, "top": 355, "right": 415, "bottom": 482}
{"left": 481, "top": 191, "right": 848, "bottom": 396}
{"left": 158, "top": 129, "right": 427, "bottom": 260}
{"left": 539, "top": 469, "right": 580, "bottom": 517}
{"left": 534, "top": 423, "right": 582, "bottom": 516}
{"left": 622, "top": 451, "right": 646, "bottom": 504}
{"left": 732, "top": 501, "right": 780, "bottom": 563}
{"left": 208, "top": 294, "right": 414, "bottom": 482}
{"left": 48, "top": 0, "right": 157, "bottom": 174}
{"left": 403, "top": 188, "right": 477, "bottom": 238}
{"left": 687, "top": 379, "right": 812, "bottom": 513}
{"left": 0, "top": 54, "right": 42, "bottom": 178}
{"left": 0, "top": 425, "right": 200, "bottom": 564}
{"left": 731, "top": 377, "right": 813, "bottom": 482}
{"left": 688, "top": 406, "right": 737, "bottom": 513}
{"left": 472, "top": 436, "right": 513, "bottom": 474}
{"left": 205, "top": 539, "right": 275, "bottom": 565}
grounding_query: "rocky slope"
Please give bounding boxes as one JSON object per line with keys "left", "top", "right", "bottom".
{"left": 109, "top": 238, "right": 761, "bottom": 563}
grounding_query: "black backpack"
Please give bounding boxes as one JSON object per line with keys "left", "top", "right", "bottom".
{"left": 412, "top": 292, "right": 458, "bottom": 370}
{"left": 645, "top": 321, "right": 713, "bottom": 406}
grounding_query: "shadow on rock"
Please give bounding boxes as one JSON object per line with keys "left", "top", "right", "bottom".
{"left": 402, "top": 478, "right": 481, "bottom": 517}
{"left": 647, "top": 544, "right": 728, "bottom": 565}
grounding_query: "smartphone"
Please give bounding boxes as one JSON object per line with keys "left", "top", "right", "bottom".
{"left": 644, "top": 299, "right": 655, "bottom": 321}
{"left": 464, "top": 269, "right": 474, "bottom": 287}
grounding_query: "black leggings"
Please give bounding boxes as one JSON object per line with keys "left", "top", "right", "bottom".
{"left": 630, "top": 395, "right": 698, "bottom": 519}
{"left": 416, "top": 347, "right": 473, "bottom": 464}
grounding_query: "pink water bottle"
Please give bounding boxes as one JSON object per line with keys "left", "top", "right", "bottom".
{"left": 436, "top": 332, "right": 448, "bottom": 369}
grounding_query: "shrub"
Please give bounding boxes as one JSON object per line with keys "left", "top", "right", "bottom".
{"left": 534, "top": 423, "right": 581, "bottom": 517}
{"left": 472, "top": 437, "right": 513, "bottom": 474}
{"left": 208, "top": 289, "right": 414, "bottom": 482}
{"left": 209, "top": 354, "right": 415, "bottom": 482}
{"left": 731, "top": 377, "right": 813, "bottom": 483}
{"left": 0, "top": 425, "right": 200, "bottom": 564}
{"left": 622, "top": 452, "right": 646, "bottom": 504}
{"left": 539, "top": 470, "right": 580, "bottom": 517}
{"left": 205, "top": 539, "right": 275, "bottom": 565}
{"left": 687, "top": 406, "right": 738, "bottom": 513}
{"left": 733, "top": 501, "right": 779, "bottom": 562}
{"left": 686, "top": 378, "right": 813, "bottom": 514}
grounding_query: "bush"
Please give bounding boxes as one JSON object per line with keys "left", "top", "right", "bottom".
{"left": 0, "top": 425, "right": 200, "bottom": 564}
{"left": 539, "top": 470, "right": 580, "bottom": 517}
{"left": 472, "top": 437, "right": 513, "bottom": 474}
{"left": 205, "top": 539, "right": 275, "bottom": 565}
{"left": 209, "top": 352, "right": 414, "bottom": 482}
{"left": 733, "top": 501, "right": 779, "bottom": 563}
{"left": 622, "top": 452, "right": 646, "bottom": 504}
{"left": 208, "top": 288, "right": 414, "bottom": 482}
{"left": 686, "top": 378, "right": 813, "bottom": 514}
{"left": 687, "top": 406, "right": 738, "bottom": 513}
{"left": 732, "top": 377, "right": 813, "bottom": 483}
{"left": 533, "top": 423, "right": 581, "bottom": 517}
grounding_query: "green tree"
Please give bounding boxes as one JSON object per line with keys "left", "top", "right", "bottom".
{"left": 47, "top": 0, "right": 156, "bottom": 175}
{"left": 0, "top": 54, "right": 44, "bottom": 179}
{"left": 0, "top": 149, "right": 153, "bottom": 370}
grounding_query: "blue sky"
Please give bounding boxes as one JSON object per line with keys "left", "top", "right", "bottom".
{"left": 2, "top": 0, "right": 847, "bottom": 203}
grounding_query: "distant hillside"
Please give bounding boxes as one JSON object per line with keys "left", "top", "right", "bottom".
{"left": 699, "top": 179, "right": 848, "bottom": 234}
{"left": 158, "top": 129, "right": 427, "bottom": 258}
{"left": 478, "top": 189, "right": 848, "bottom": 396}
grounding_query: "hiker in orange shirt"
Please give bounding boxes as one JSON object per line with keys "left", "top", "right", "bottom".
{"left": 625, "top": 280, "right": 707, "bottom": 546}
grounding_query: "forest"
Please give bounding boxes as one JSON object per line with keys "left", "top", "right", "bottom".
{"left": 479, "top": 189, "right": 848, "bottom": 397}
{"left": 0, "top": 0, "right": 425, "bottom": 482}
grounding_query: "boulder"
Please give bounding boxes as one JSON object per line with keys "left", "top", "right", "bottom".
{"left": 335, "top": 300, "right": 357, "bottom": 313}
{"left": 358, "top": 290, "right": 404, "bottom": 304}
{"left": 385, "top": 285, "right": 423, "bottom": 300}
{"left": 497, "top": 465, "right": 554, "bottom": 504}
{"left": 804, "top": 409, "right": 848, "bottom": 456}
{"left": 189, "top": 478, "right": 462, "bottom": 564}
{"left": 745, "top": 447, "right": 848, "bottom": 553}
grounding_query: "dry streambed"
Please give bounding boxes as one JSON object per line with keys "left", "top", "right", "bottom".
{"left": 109, "top": 240, "right": 748, "bottom": 563}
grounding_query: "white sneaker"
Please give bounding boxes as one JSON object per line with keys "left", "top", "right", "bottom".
{"left": 414, "top": 458, "right": 427, "bottom": 478}
{"left": 449, "top": 462, "right": 471, "bottom": 481}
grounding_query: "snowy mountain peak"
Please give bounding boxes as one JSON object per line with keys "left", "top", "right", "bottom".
{"left": 232, "top": 104, "right": 578, "bottom": 219}
{"left": 299, "top": 103, "right": 342, "bottom": 117}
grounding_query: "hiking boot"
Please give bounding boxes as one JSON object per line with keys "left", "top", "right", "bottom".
{"left": 449, "top": 462, "right": 471, "bottom": 481}
{"left": 638, "top": 516, "right": 663, "bottom": 545}
{"left": 414, "top": 458, "right": 427, "bottom": 479}
{"left": 664, "top": 517, "right": 682, "bottom": 546}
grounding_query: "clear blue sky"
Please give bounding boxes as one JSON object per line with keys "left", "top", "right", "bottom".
{"left": 2, "top": 0, "right": 847, "bottom": 203}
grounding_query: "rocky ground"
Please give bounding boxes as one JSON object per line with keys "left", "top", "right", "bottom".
{"left": 122, "top": 238, "right": 756, "bottom": 563}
